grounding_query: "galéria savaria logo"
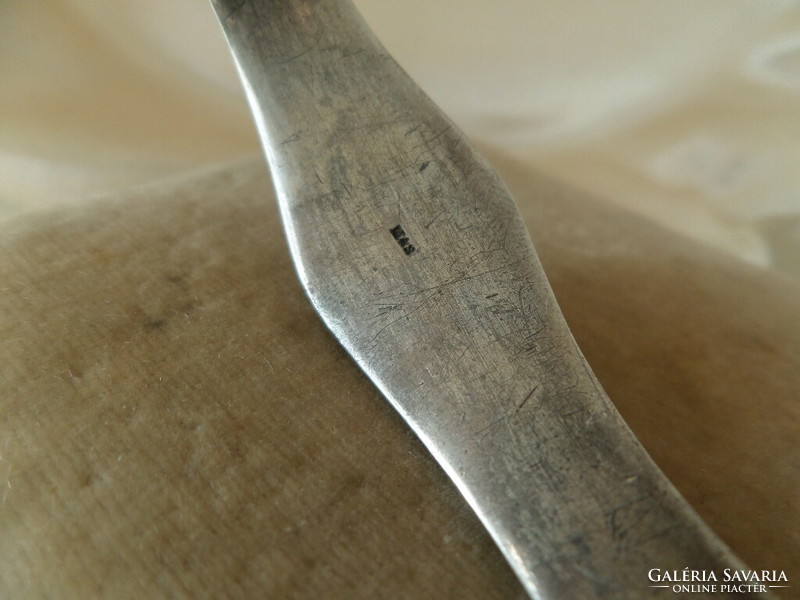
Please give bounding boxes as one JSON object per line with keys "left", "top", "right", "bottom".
{"left": 648, "top": 568, "right": 790, "bottom": 594}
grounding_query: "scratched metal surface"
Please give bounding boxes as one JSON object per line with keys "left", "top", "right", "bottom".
{"left": 210, "top": 1, "right": 769, "bottom": 598}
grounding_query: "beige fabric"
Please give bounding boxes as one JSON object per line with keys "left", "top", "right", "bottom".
{"left": 3, "top": 2, "right": 800, "bottom": 277}
{"left": 1, "top": 154, "right": 798, "bottom": 599}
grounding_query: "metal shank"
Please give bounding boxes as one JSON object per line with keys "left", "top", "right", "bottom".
{"left": 210, "top": 1, "right": 765, "bottom": 598}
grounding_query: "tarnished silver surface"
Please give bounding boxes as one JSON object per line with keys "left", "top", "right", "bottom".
{"left": 210, "top": 1, "right": 769, "bottom": 598}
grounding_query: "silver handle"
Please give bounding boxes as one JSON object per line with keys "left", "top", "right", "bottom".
{"left": 209, "top": 1, "right": 768, "bottom": 597}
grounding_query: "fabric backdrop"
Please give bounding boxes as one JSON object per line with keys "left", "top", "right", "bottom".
{"left": 1, "top": 2, "right": 799, "bottom": 599}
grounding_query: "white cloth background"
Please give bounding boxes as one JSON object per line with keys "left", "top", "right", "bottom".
{"left": 2, "top": 0, "right": 800, "bottom": 277}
